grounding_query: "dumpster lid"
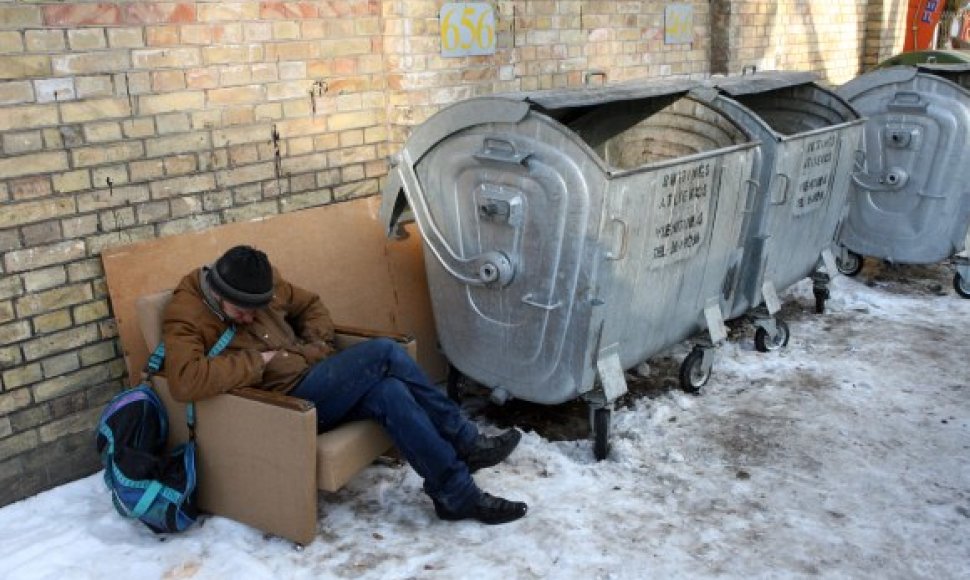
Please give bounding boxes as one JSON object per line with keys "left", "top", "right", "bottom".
{"left": 916, "top": 62, "right": 970, "bottom": 74}
{"left": 505, "top": 77, "right": 700, "bottom": 111}
{"left": 708, "top": 71, "right": 821, "bottom": 96}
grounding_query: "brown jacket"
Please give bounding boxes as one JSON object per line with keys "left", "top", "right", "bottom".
{"left": 162, "top": 266, "right": 336, "bottom": 402}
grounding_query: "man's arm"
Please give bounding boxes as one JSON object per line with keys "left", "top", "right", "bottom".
{"left": 163, "top": 293, "right": 266, "bottom": 402}
{"left": 276, "top": 273, "right": 336, "bottom": 346}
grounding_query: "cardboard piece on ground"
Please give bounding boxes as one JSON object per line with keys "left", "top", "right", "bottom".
{"left": 102, "top": 196, "right": 444, "bottom": 383}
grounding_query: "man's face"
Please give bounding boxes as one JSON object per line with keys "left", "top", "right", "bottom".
{"left": 221, "top": 299, "right": 259, "bottom": 325}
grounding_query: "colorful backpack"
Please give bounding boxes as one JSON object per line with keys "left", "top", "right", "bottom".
{"left": 95, "top": 328, "right": 234, "bottom": 533}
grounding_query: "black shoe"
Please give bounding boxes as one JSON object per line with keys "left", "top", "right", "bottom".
{"left": 461, "top": 428, "right": 522, "bottom": 472}
{"left": 434, "top": 492, "right": 528, "bottom": 525}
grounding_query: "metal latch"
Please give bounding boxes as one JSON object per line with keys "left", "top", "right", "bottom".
{"left": 478, "top": 190, "right": 523, "bottom": 227}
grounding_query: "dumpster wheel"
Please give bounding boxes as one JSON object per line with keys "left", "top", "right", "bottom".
{"left": 754, "top": 319, "right": 790, "bottom": 352}
{"left": 679, "top": 348, "right": 711, "bottom": 394}
{"left": 955, "top": 272, "right": 970, "bottom": 299}
{"left": 836, "top": 250, "right": 864, "bottom": 277}
{"left": 592, "top": 407, "right": 611, "bottom": 461}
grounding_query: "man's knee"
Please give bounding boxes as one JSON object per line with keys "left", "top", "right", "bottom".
{"left": 366, "top": 377, "right": 414, "bottom": 410}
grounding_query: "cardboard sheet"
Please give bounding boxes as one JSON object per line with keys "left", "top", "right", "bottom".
{"left": 102, "top": 197, "right": 445, "bottom": 383}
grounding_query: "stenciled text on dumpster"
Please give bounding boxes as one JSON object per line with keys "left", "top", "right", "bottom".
{"left": 794, "top": 133, "right": 839, "bottom": 215}
{"left": 648, "top": 161, "right": 714, "bottom": 269}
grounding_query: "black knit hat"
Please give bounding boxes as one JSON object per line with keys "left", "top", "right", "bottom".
{"left": 207, "top": 245, "right": 274, "bottom": 308}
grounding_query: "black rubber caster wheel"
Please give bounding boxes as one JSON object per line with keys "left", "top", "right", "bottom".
{"left": 754, "top": 319, "right": 790, "bottom": 353}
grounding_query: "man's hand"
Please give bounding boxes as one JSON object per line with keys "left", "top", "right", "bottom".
{"left": 260, "top": 350, "right": 278, "bottom": 364}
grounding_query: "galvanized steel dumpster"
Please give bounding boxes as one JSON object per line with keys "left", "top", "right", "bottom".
{"left": 836, "top": 64, "right": 970, "bottom": 297}
{"left": 698, "top": 72, "right": 865, "bottom": 349}
{"left": 381, "top": 81, "right": 759, "bottom": 458}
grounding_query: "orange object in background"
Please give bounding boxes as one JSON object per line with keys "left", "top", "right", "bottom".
{"left": 905, "top": 0, "right": 947, "bottom": 51}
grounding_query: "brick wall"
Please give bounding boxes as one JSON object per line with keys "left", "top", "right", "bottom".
{"left": 711, "top": 0, "right": 906, "bottom": 84}
{"left": 0, "top": 1, "right": 904, "bottom": 506}
{"left": 0, "top": 0, "right": 389, "bottom": 506}
{"left": 381, "top": 1, "right": 712, "bottom": 143}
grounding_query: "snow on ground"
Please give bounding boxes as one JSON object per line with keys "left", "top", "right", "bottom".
{"left": 1, "top": 263, "right": 968, "bottom": 579}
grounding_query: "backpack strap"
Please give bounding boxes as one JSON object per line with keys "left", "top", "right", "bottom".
{"left": 186, "top": 325, "right": 236, "bottom": 439}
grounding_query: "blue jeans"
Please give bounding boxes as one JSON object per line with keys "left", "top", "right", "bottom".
{"left": 288, "top": 338, "right": 481, "bottom": 512}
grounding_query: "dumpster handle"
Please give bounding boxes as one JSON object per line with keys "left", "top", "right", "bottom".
{"left": 770, "top": 173, "right": 790, "bottom": 205}
{"left": 741, "top": 64, "right": 757, "bottom": 76}
{"left": 605, "top": 217, "right": 629, "bottom": 261}
{"left": 521, "top": 293, "right": 563, "bottom": 311}
{"left": 888, "top": 91, "right": 928, "bottom": 113}
{"left": 395, "top": 147, "right": 516, "bottom": 287}
{"left": 585, "top": 70, "right": 607, "bottom": 86}
{"left": 743, "top": 179, "right": 760, "bottom": 213}
{"left": 475, "top": 138, "right": 531, "bottom": 165}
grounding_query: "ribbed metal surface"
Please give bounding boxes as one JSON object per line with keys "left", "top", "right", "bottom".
{"left": 837, "top": 66, "right": 970, "bottom": 265}
{"left": 705, "top": 73, "right": 864, "bottom": 320}
{"left": 383, "top": 81, "right": 758, "bottom": 406}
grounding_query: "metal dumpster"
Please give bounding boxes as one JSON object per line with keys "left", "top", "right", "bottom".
{"left": 381, "top": 80, "right": 759, "bottom": 458}
{"left": 836, "top": 64, "right": 970, "bottom": 297}
{"left": 697, "top": 72, "right": 865, "bottom": 349}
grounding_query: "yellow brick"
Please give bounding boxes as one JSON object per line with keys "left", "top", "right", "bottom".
{"left": 77, "top": 184, "right": 149, "bottom": 212}
{"left": 180, "top": 24, "right": 212, "bottom": 45}
{"left": 254, "top": 102, "right": 283, "bottom": 121}
{"left": 163, "top": 154, "right": 198, "bottom": 176}
{"left": 0, "top": 31, "right": 23, "bottom": 54}
{"left": 0, "top": 152, "right": 68, "bottom": 180}
{"left": 149, "top": 174, "right": 216, "bottom": 198}
{"left": 68, "top": 29, "right": 106, "bottom": 51}
{"left": 25, "top": 30, "right": 65, "bottom": 52}
{"left": 39, "top": 407, "right": 102, "bottom": 443}
{"left": 203, "top": 44, "right": 263, "bottom": 64}
{"left": 0, "top": 82, "right": 33, "bottom": 106}
{"left": 72, "top": 142, "right": 144, "bottom": 168}
{"left": 129, "top": 160, "right": 165, "bottom": 182}
{"left": 83, "top": 121, "right": 122, "bottom": 143}
{"left": 328, "top": 110, "right": 379, "bottom": 131}
{"left": 268, "top": 41, "right": 320, "bottom": 61}
{"left": 273, "top": 21, "right": 301, "bottom": 40}
{"left": 73, "top": 300, "right": 109, "bottom": 324}
{"left": 0, "top": 5, "right": 42, "bottom": 28}
{"left": 208, "top": 85, "right": 265, "bottom": 104}
{"left": 108, "top": 27, "right": 144, "bottom": 49}
{"left": 132, "top": 47, "right": 201, "bottom": 69}
{"left": 76, "top": 75, "right": 115, "bottom": 98}
{"left": 138, "top": 91, "right": 204, "bottom": 114}
{"left": 51, "top": 51, "right": 128, "bottom": 75}
{"left": 212, "top": 125, "right": 268, "bottom": 147}
{"left": 0, "top": 197, "right": 75, "bottom": 228}
{"left": 122, "top": 118, "right": 156, "bottom": 138}
{"left": 199, "top": 2, "right": 260, "bottom": 22}
{"left": 267, "top": 80, "right": 309, "bottom": 101}
{"left": 3, "top": 240, "right": 85, "bottom": 274}
{"left": 33, "top": 309, "right": 73, "bottom": 334}
{"left": 145, "top": 132, "right": 211, "bottom": 157}
{"left": 52, "top": 170, "right": 92, "bottom": 193}
{"left": 216, "top": 161, "right": 276, "bottom": 187}
{"left": 0, "top": 55, "right": 50, "bottom": 80}
{"left": 252, "top": 63, "right": 278, "bottom": 83}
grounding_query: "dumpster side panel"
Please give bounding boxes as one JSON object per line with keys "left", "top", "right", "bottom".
{"left": 599, "top": 147, "right": 756, "bottom": 370}
{"left": 710, "top": 84, "right": 864, "bottom": 320}
{"left": 839, "top": 72, "right": 970, "bottom": 263}
{"left": 414, "top": 116, "right": 607, "bottom": 405}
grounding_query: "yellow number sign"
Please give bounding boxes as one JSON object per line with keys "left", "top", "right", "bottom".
{"left": 440, "top": 2, "right": 496, "bottom": 57}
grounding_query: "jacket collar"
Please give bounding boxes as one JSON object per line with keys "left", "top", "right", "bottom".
{"left": 199, "top": 266, "right": 229, "bottom": 323}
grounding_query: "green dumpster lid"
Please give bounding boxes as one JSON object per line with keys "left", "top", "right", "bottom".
{"left": 874, "top": 49, "right": 970, "bottom": 69}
